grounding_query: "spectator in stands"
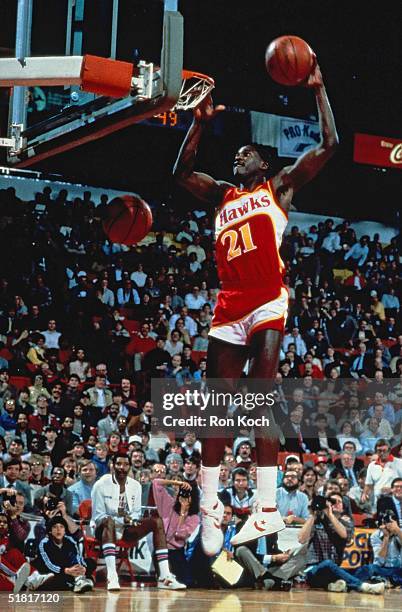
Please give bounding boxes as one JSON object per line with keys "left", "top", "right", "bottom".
{"left": 376, "top": 477, "right": 402, "bottom": 524}
{"left": 0, "top": 398, "right": 18, "bottom": 433}
{"left": 309, "top": 415, "right": 340, "bottom": 455}
{"left": 68, "top": 348, "right": 91, "bottom": 382}
{"left": 97, "top": 403, "right": 120, "bottom": 442}
{"left": 362, "top": 440, "right": 402, "bottom": 505}
{"left": 344, "top": 236, "right": 369, "bottom": 268}
{"left": 0, "top": 511, "right": 31, "bottom": 593}
{"left": 116, "top": 279, "right": 140, "bottom": 307}
{"left": 68, "top": 460, "right": 97, "bottom": 516}
{"left": 277, "top": 470, "right": 309, "bottom": 525}
{"left": 41, "top": 319, "right": 61, "bottom": 349}
{"left": 348, "top": 468, "right": 374, "bottom": 514}
{"left": 86, "top": 375, "right": 113, "bottom": 426}
{"left": 300, "top": 466, "right": 319, "bottom": 500}
{"left": 0, "top": 459, "right": 32, "bottom": 511}
{"left": 281, "top": 405, "right": 312, "bottom": 454}
{"left": 92, "top": 442, "right": 110, "bottom": 478}
{"left": 283, "top": 327, "right": 307, "bottom": 357}
{"left": 26, "top": 335, "right": 47, "bottom": 367}
{"left": 34, "top": 466, "right": 74, "bottom": 516}
{"left": 28, "top": 455, "right": 49, "bottom": 492}
{"left": 219, "top": 468, "right": 256, "bottom": 518}
{"left": 2, "top": 491, "right": 30, "bottom": 552}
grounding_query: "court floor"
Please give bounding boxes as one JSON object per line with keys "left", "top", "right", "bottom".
{"left": 3, "top": 587, "right": 401, "bottom": 612}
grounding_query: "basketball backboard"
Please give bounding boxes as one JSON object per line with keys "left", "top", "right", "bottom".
{"left": 0, "top": 0, "right": 183, "bottom": 167}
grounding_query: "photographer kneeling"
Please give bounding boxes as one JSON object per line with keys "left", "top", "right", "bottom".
{"left": 299, "top": 492, "right": 384, "bottom": 595}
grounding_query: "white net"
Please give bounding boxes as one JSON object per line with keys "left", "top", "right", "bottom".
{"left": 174, "top": 72, "right": 215, "bottom": 110}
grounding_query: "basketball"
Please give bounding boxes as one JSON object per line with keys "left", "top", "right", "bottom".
{"left": 265, "top": 35, "right": 314, "bottom": 86}
{"left": 102, "top": 194, "right": 153, "bottom": 245}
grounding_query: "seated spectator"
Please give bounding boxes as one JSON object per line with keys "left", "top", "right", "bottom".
{"left": 153, "top": 478, "right": 200, "bottom": 585}
{"left": 0, "top": 459, "right": 33, "bottom": 511}
{"left": 165, "top": 453, "right": 183, "bottom": 476}
{"left": 376, "top": 477, "right": 402, "bottom": 525}
{"left": 348, "top": 468, "right": 374, "bottom": 514}
{"left": 0, "top": 398, "right": 18, "bottom": 433}
{"left": 31, "top": 515, "right": 95, "bottom": 592}
{"left": 277, "top": 469, "right": 309, "bottom": 525}
{"left": 300, "top": 466, "right": 319, "bottom": 500}
{"left": 331, "top": 451, "right": 364, "bottom": 488}
{"left": 91, "top": 442, "right": 110, "bottom": 478}
{"left": 97, "top": 403, "right": 120, "bottom": 443}
{"left": 281, "top": 405, "right": 312, "bottom": 454}
{"left": 309, "top": 415, "right": 340, "bottom": 455}
{"left": 164, "top": 330, "right": 184, "bottom": 357}
{"left": 61, "top": 457, "right": 79, "bottom": 487}
{"left": 298, "top": 491, "right": 383, "bottom": 594}
{"left": 336, "top": 421, "right": 363, "bottom": 454}
{"left": 51, "top": 416, "right": 81, "bottom": 466}
{"left": 361, "top": 439, "right": 402, "bottom": 507}
{"left": 34, "top": 466, "right": 74, "bottom": 516}
{"left": 360, "top": 417, "right": 383, "bottom": 454}
{"left": 219, "top": 468, "right": 256, "bottom": 519}
{"left": 0, "top": 511, "right": 31, "bottom": 593}
{"left": 26, "top": 335, "right": 47, "bottom": 367}
{"left": 86, "top": 375, "right": 113, "bottom": 426}
{"left": 193, "top": 328, "right": 209, "bottom": 351}
{"left": 28, "top": 454, "right": 50, "bottom": 492}
{"left": 91, "top": 453, "right": 186, "bottom": 590}
{"left": 68, "top": 459, "right": 97, "bottom": 517}
{"left": 41, "top": 319, "right": 61, "bottom": 350}
{"left": 68, "top": 348, "right": 92, "bottom": 382}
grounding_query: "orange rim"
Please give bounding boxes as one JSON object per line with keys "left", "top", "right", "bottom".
{"left": 182, "top": 69, "right": 215, "bottom": 87}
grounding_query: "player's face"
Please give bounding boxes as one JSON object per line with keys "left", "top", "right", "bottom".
{"left": 233, "top": 146, "right": 267, "bottom": 178}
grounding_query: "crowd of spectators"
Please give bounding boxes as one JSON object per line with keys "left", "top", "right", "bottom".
{"left": 0, "top": 183, "right": 401, "bottom": 594}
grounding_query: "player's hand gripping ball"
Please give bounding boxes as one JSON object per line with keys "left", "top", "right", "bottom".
{"left": 102, "top": 194, "right": 153, "bottom": 245}
{"left": 265, "top": 35, "right": 315, "bottom": 86}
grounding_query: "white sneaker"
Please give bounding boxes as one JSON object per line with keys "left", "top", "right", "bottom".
{"left": 73, "top": 576, "right": 94, "bottom": 593}
{"left": 107, "top": 573, "right": 120, "bottom": 591}
{"left": 328, "top": 579, "right": 347, "bottom": 592}
{"left": 13, "top": 563, "right": 31, "bottom": 594}
{"left": 360, "top": 582, "right": 385, "bottom": 595}
{"left": 157, "top": 574, "right": 187, "bottom": 590}
{"left": 200, "top": 499, "right": 224, "bottom": 556}
{"left": 26, "top": 570, "right": 54, "bottom": 591}
{"left": 230, "top": 507, "right": 285, "bottom": 546}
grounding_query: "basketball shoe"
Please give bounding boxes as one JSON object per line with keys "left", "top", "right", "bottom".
{"left": 230, "top": 504, "right": 285, "bottom": 546}
{"left": 200, "top": 499, "right": 224, "bottom": 556}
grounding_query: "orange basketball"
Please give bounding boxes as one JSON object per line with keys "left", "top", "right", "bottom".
{"left": 265, "top": 35, "right": 314, "bottom": 86}
{"left": 102, "top": 194, "right": 152, "bottom": 245}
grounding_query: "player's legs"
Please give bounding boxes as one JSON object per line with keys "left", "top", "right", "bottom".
{"left": 201, "top": 336, "right": 249, "bottom": 555}
{"left": 231, "top": 328, "right": 285, "bottom": 545}
{"left": 95, "top": 517, "right": 120, "bottom": 590}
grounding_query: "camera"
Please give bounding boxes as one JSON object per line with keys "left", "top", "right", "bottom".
{"left": 378, "top": 509, "right": 396, "bottom": 526}
{"left": 311, "top": 495, "right": 327, "bottom": 514}
{"left": 178, "top": 486, "right": 192, "bottom": 499}
{"left": 46, "top": 497, "right": 60, "bottom": 511}
{"left": 6, "top": 494, "right": 17, "bottom": 507}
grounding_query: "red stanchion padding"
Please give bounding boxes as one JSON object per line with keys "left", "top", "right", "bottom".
{"left": 81, "top": 54, "right": 133, "bottom": 98}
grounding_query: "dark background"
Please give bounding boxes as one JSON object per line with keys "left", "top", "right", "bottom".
{"left": 1, "top": 0, "right": 401, "bottom": 222}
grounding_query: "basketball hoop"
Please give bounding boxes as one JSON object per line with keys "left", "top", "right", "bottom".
{"left": 174, "top": 70, "right": 215, "bottom": 111}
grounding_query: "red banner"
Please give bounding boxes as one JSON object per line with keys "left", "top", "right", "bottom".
{"left": 354, "top": 133, "right": 402, "bottom": 169}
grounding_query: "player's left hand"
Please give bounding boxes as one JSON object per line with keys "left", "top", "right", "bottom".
{"left": 303, "top": 56, "right": 323, "bottom": 89}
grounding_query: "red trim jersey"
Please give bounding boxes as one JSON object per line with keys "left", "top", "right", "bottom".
{"left": 212, "top": 179, "right": 288, "bottom": 327}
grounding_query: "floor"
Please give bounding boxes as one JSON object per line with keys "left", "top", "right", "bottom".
{"left": 3, "top": 587, "right": 401, "bottom": 612}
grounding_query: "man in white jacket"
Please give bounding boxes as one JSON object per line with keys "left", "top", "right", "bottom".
{"left": 91, "top": 453, "right": 185, "bottom": 591}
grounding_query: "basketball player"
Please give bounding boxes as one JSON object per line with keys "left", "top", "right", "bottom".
{"left": 173, "top": 60, "right": 338, "bottom": 554}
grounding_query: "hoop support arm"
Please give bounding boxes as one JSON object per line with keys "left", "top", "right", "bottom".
{"left": 0, "top": 55, "right": 134, "bottom": 98}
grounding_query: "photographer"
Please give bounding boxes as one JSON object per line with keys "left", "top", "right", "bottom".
{"left": 298, "top": 492, "right": 384, "bottom": 594}
{"left": 353, "top": 507, "right": 402, "bottom": 587}
{"left": 34, "top": 485, "right": 81, "bottom": 542}
{"left": 33, "top": 466, "right": 74, "bottom": 516}
{"left": 152, "top": 478, "right": 200, "bottom": 586}
{"left": 2, "top": 492, "right": 29, "bottom": 552}
{"left": 0, "top": 459, "right": 33, "bottom": 512}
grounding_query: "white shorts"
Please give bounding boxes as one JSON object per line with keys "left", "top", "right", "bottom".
{"left": 209, "top": 287, "right": 288, "bottom": 346}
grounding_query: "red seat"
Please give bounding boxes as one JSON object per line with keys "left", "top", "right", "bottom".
{"left": 191, "top": 350, "right": 207, "bottom": 366}
{"left": 352, "top": 513, "right": 367, "bottom": 527}
{"left": 124, "top": 320, "right": 141, "bottom": 334}
{"left": 9, "top": 376, "right": 31, "bottom": 390}
{"left": 78, "top": 500, "right": 137, "bottom": 582}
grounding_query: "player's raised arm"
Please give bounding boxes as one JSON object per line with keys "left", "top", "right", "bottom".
{"left": 273, "top": 62, "right": 339, "bottom": 198}
{"left": 173, "top": 95, "right": 233, "bottom": 206}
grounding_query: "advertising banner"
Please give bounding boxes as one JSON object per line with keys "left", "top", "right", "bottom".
{"left": 354, "top": 133, "right": 402, "bottom": 169}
